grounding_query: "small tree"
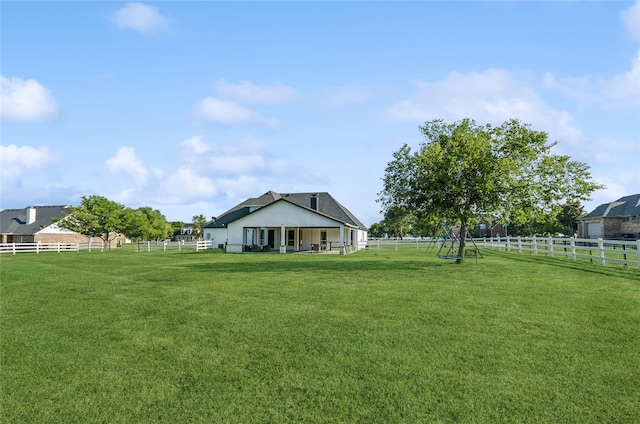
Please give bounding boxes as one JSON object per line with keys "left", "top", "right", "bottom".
{"left": 379, "top": 118, "right": 604, "bottom": 263}
{"left": 192, "top": 214, "right": 208, "bottom": 240}
{"left": 122, "top": 208, "right": 150, "bottom": 251}
{"left": 55, "top": 195, "right": 128, "bottom": 250}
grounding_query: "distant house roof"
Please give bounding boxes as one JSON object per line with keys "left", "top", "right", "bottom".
{"left": 205, "top": 191, "right": 367, "bottom": 229}
{"left": 0, "top": 205, "right": 70, "bottom": 235}
{"left": 581, "top": 194, "right": 640, "bottom": 221}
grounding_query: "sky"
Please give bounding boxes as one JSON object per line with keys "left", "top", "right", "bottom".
{"left": 1, "top": 1, "right": 639, "bottom": 226}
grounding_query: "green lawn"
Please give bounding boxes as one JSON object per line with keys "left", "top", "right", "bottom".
{"left": 1, "top": 248, "right": 639, "bottom": 423}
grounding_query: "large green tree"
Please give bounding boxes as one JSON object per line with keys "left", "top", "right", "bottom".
{"left": 135, "top": 206, "right": 173, "bottom": 241}
{"left": 378, "top": 118, "right": 604, "bottom": 263}
{"left": 55, "top": 195, "right": 129, "bottom": 250}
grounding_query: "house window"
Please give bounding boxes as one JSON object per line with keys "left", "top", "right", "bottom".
{"left": 479, "top": 224, "right": 487, "bottom": 230}
{"left": 288, "top": 229, "right": 295, "bottom": 247}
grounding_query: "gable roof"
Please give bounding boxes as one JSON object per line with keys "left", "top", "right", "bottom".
{"left": 205, "top": 191, "right": 367, "bottom": 229}
{"left": 582, "top": 194, "right": 640, "bottom": 221}
{"left": 1, "top": 205, "right": 70, "bottom": 235}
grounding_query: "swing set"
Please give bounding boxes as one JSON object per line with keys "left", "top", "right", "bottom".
{"left": 436, "top": 224, "right": 483, "bottom": 261}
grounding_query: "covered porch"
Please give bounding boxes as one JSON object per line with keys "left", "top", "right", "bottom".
{"left": 238, "top": 225, "right": 358, "bottom": 254}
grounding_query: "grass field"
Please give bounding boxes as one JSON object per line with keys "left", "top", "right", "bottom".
{"left": 1, "top": 248, "right": 639, "bottom": 423}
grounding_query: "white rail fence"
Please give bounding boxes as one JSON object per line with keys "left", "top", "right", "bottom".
{"left": 0, "top": 240, "right": 215, "bottom": 254}
{"left": 482, "top": 236, "right": 640, "bottom": 270}
{"left": 369, "top": 237, "right": 640, "bottom": 270}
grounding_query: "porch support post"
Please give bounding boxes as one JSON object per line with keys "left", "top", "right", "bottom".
{"left": 339, "top": 225, "right": 345, "bottom": 255}
{"left": 280, "top": 224, "right": 286, "bottom": 254}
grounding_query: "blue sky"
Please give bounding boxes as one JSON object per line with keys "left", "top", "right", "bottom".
{"left": 2, "top": 1, "right": 639, "bottom": 226}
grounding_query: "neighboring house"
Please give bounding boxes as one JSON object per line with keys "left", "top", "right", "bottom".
{"left": 203, "top": 191, "right": 368, "bottom": 254}
{"left": 0, "top": 205, "right": 87, "bottom": 244}
{"left": 173, "top": 223, "right": 196, "bottom": 242}
{"left": 473, "top": 219, "right": 507, "bottom": 238}
{"left": 577, "top": 193, "right": 640, "bottom": 240}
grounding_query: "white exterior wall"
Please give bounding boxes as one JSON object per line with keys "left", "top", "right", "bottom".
{"left": 203, "top": 227, "right": 228, "bottom": 249}
{"left": 37, "top": 222, "right": 81, "bottom": 235}
{"left": 205, "top": 201, "right": 368, "bottom": 254}
{"left": 226, "top": 202, "right": 342, "bottom": 246}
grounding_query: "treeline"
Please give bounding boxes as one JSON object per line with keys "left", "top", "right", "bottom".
{"left": 368, "top": 202, "right": 586, "bottom": 239}
{"left": 54, "top": 195, "right": 204, "bottom": 250}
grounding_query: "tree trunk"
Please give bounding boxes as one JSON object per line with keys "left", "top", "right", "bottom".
{"left": 456, "top": 217, "right": 467, "bottom": 264}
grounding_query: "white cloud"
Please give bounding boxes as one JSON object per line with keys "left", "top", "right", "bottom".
{"left": 602, "top": 49, "right": 640, "bottom": 109}
{"left": 194, "top": 80, "right": 298, "bottom": 127}
{"left": 106, "top": 146, "right": 150, "bottom": 188}
{"left": 621, "top": 0, "right": 640, "bottom": 42}
{"left": 160, "top": 167, "right": 217, "bottom": 204}
{"left": 213, "top": 80, "right": 301, "bottom": 105}
{"left": 384, "top": 69, "right": 584, "bottom": 144}
{"left": 181, "top": 136, "right": 210, "bottom": 154}
{"left": 195, "top": 97, "right": 278, "bottom": 126}
{"left": 112, "top": 2, "right": 171, "bottom": 36}
{"left": 0, "top": 76, "right": 59, "bottom": 122}
{"left": 96, "top": 135, "right": 291, "bottom": 210}
{"left": 0, "top": 144, "right": 59, "bottom": 182}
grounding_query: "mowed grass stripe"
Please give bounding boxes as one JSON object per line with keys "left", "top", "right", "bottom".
{"left": 1, "top": 249, "right": 639, "bottom": 423}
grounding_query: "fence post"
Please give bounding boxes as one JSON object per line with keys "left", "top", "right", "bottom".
{"left": 506, "top": 236, "right": 511, "bottom": 252}
{"left": 496, "top": 234, "right": 501, "bottom": 251}
{"left": 101, "top": 242, "right": 105, "bottom": 252}
{"left": 147, "top": 241, "right": 151, "bottom": 252}
{"left": 637, "top": 240, "right": 640, "bottom": 271}
{"left": 548, "top": 236, "right": 554, "bottom": 257}
{"left": 598, "top": 238, "right": 605, "bottom": 266}
{"left": 533, "top": 236, "right": 537, "bottom": 256}
{"left": 12, "top": 243, "right": 16, "bottom": 255}
{"left": 58, "top": 243, "right": 61, "bottom": 253}
{"left": 37, "top": 241, "right": 40, "bottom": 254}
{"left": 163, "top": 241, "right": 167, "bottom": 252}
{"left": 416, "top": 238, "right": 419, "bottom": 250}
{"left": 517, "top": 237, "right": 522, "bottom": 254}
{"left": 570, "top": 237, "right": 576, "bottom": 261}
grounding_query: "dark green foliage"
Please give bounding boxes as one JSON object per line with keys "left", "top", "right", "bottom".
{"left": 379, "top": 119, "right": 604, "bottom": 262}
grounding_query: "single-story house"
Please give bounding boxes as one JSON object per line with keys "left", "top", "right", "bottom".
{"left": 0, "top": 205, "right": 88, "bottom": 244}
{"left": 577, "top": 193, "right": 640, "bottom": 240}
{"left": 203, "top": 191, "right": 368, "bottom": 254}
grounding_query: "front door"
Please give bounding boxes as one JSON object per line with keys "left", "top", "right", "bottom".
{"left": 268, "top": 230, "right": 275, "bottom": 248}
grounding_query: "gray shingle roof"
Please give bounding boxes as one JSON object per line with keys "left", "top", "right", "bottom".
{"left": 582, "top": 194, "right": 640, "bottom": 220}
{"left": 205, "top": 191, "right": 367, "bottom": 229}
{"left": 1, "top": 205, "right": 70, "bottom": 235}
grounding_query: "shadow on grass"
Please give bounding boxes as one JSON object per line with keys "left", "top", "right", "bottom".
{"left": 482, "top": 249, "right": 640, "bottom": 281}
{"left": 180, "top": 251, "right": 455, "bottom": 274}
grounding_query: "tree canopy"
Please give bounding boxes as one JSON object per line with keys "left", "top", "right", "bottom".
{"left": 55, "top": 195, "right": 128, "bottom": 250}
{"left": 378, "top": 118, "right": 604, "bottom": 263}
{"left": 56, "top": 195, "right": 174, "bottom": 249}
{"left": 192, "top": 214, "right": 208, "bottom": 240}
